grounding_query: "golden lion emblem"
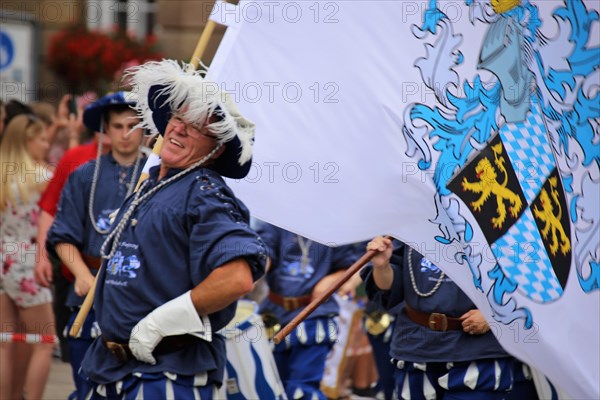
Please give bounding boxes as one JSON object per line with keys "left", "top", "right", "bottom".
{"left": 462, "top": 142, "right": 523, "bottom": 229}
{"left": 533, "top": 177, "right": 571, "bottom": 256}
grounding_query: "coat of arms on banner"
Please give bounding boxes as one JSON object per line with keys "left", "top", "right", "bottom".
{"left": 448, "top": 105, "right": 571, "bottom": 304}
{"left": 402, "top": 0, "right": 599, "bottom": 327}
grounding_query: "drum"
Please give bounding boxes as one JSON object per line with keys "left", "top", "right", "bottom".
{"left": 218, "top": 300, "right": 286, "bottom": 400}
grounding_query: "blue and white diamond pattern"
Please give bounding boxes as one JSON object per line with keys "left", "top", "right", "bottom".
{"left": 492, "top": 207, "right": 563, "bottom": 303}
{"left": 499, "top": 100, "right": 554, "bottom": 204}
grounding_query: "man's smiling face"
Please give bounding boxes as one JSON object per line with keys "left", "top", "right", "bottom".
{"left": 160, "top": 109, "right": 223, "bottom": 170}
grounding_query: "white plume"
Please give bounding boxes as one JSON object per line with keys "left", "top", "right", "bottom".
{"left": 124, "top": 59, "right": 255, "bottom": 165}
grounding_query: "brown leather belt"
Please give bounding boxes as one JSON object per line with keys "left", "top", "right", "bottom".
{"left": 102, "top": 334, "right": 201, "bottom": 363}
{"left": 268, "top": 292, "right": 312, "bottom": 311}
{"left": 405, "top": 304, "right": 463, "bottom": 332}
{"left": 82, "top": 254, "right": 102, "bottom": 270}
{"left": 103, "top": 337, "right": 134, "bottom": 363}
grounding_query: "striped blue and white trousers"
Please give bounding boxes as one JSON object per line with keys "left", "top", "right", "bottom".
{"left": 78, "top": 372, "right": 217, "bottom": 400}
{"left": 391, "top": 358, "right": 515, "bottom": 400}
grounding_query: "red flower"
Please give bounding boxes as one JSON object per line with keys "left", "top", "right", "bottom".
{"left": 47, "top": 25, "right": 162, "bottom": 94}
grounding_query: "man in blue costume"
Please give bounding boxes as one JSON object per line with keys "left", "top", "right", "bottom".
{"left": 258, "top": 222, "right": 358, "bottom": 400}
{"left": 74, "top": 60, "right": 267, "bottom": 399}
{"left": 362, "top": 237, "right": 515, "bottom": 400}
{"left": 46, "top": 91, "right": 146, "bottom": 398}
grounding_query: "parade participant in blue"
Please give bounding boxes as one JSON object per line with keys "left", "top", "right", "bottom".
{"left": 362, "top": 237, "right": 514, "bottom": 400}
{"left": 339, "top": 263, "right": 397, "bottom": 400}
{"left": 75, "top": 59, "right": 267, "bottom": 400}
{"left": 362, "top": 301, "right": 398, "bottom": 399}
{"left": 258, "top": 222, "right": 358, "bottom": 400}
{"left": 46, "top": 91, "right": 146, "bottom": 399}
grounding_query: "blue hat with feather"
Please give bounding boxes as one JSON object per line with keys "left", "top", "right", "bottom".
{"left": 82, "top": 91, "right": 138, "bottom": 133}
{"left": 124, "top": 60, "right": 255, "bottom": 179}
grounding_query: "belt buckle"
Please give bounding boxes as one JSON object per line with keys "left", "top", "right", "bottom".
{"left": 283, "top": 297, "right": 299, "bottom": 311}
{"left": 428, "top": 312, "right": 448, "bottom": 331}
{"left": 105, "top": 341, "right": 129, "bottom": 363}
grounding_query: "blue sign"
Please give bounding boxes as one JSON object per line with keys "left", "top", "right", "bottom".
{"left": 0, "top": 31, "right": 15, "bottom": 71}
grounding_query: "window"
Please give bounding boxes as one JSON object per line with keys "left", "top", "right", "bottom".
{"left": 86, "top": 0, "right": 156, "bottom": 39}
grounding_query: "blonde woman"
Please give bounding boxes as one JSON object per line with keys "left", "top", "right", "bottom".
{"left": 0, "top": 114, "right": 56, "bottom": 400}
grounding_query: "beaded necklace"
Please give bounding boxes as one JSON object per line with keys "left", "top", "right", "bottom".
{"left": 297, "top": 235, "right": 313, "bottom": 274}
{"left": 100, "top": 144, "right": 223, "bottom": 260}
{"left": 88, "top": 139, "right": 142, "bottom": 234}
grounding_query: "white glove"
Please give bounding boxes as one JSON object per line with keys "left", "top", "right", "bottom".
{"left": 129, "top": 290, "right": 211, "bottom": 364}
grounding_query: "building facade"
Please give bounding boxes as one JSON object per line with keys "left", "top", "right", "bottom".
{"left": 0, "top": 0, "right": 225, "bottom": 102}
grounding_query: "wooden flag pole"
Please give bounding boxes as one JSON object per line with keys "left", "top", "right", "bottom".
{"left": 273, "top": 247, "right": 379, "bottom": 344}
{"left": 69, "top": 7, "right": 222, "bottom": 338}
{"left": 69, "top": 273, "right": 99, "bottom": 337}
{"left": 189, "top": 20, "right": 217, "bottom": 71}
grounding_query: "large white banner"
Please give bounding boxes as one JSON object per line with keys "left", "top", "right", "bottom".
{"left": 207, "top": 1, "right": 600, "bottom": 398}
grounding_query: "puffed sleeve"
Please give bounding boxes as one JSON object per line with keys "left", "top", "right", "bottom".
{"left": 187, "top": 174, "right": 267, "bottom": 284}
{"left": 45, "top": 162, "right": 94, "bottom": 260}
{"left": 255, "top": 222, "right": 281, "bottom": 266}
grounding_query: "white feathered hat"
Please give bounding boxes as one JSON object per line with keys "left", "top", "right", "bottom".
{"left": 125, "top": 59, "right": 255, "bottom": 179}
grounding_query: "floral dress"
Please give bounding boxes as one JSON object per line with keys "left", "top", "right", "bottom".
{"left": 1, "top": 181, "right": 52, "bottom": 308}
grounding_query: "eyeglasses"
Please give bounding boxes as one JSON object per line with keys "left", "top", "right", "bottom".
{"left": 170, "top": 113, "right": 219, "bottom": 139}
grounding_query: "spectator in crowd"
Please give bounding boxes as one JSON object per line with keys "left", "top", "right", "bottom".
{"left": 3, "top": 99, "right": 33, "bottom": 127}
{"left": 0, "top": 115, "right": 56, "bottom": 400}
{"left": 31, "top": 95, "right": 89, "bottom": 165}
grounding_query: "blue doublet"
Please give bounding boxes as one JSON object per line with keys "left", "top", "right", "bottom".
{"left": 258, "top": 224, "right": 358, "bottom": 325}
{"left": 361, "top": 242, "right": 508, "bottom": 363}
{"left": 48, "top": 153, "right": 147, "bottom": 306}
{"left": 257, "top": 224, "right": 358, "bottom": 400}
{"left": 81, "top": 166, "right": 267, "bottom": 387}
